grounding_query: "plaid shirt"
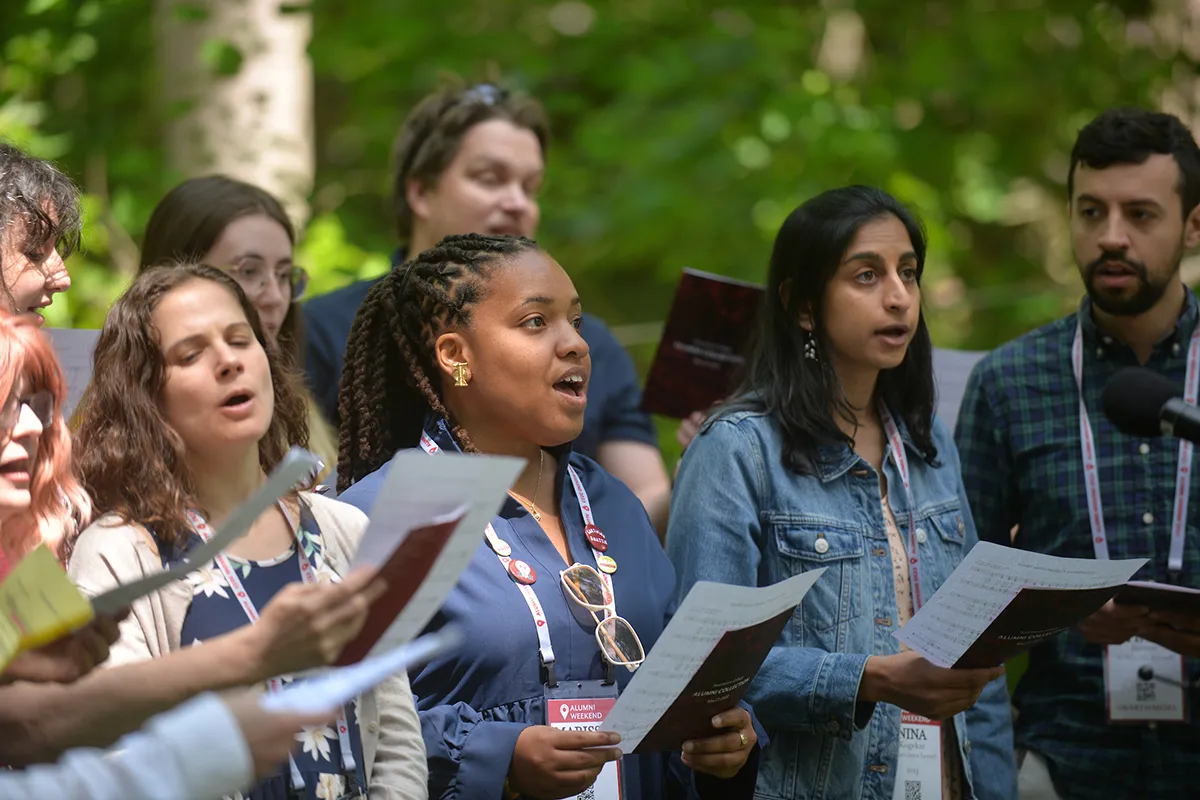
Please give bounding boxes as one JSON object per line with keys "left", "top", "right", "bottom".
{"left": 955, "top": 289, "right": 1200, "bottom": 800}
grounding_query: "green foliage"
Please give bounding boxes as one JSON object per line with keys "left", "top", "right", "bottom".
{"left": 0, "top": 0, "right": 1192, "bottom": 386}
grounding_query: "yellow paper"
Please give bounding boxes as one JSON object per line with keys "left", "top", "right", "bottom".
{"left": 0, "top": 544, "right": 94, "bottom": 670}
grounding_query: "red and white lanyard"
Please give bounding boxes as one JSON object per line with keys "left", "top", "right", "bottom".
{"left": 880, "top": 407, "right": 926, "bottom": 609}
{"left": 1072, "top": 322, "right": 1200, "bottom": 576}
{"left": 187, "top": 508, "right": 357, "bottom": 786}
{"left": 418, "top": 435, "right": 616, "bottom": 671}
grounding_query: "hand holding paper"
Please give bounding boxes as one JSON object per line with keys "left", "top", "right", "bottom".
{"left": 601, "top": 569, "right": 826, "bottom": 753}
{"left": 0, "top": 544, "right": 94, "bottom": 672}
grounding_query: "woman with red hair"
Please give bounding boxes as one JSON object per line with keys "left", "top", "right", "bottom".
{"left": 0, "top": 312, "right": 89, "bottom": 573}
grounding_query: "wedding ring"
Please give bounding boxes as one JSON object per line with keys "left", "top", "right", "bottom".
{"left": 739, "top": 732, "right": 748, "bottom": 749}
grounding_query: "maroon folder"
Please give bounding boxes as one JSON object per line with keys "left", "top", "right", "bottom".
{"left": 633, "top": 608, "right": 792, "bottom": 753}
{"left": 640, "top": 269, "right": 764, "bottom": 419}
{"left": 334, "top": 513, "right": 464, "bottom": 666}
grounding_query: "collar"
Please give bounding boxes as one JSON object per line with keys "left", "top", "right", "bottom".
{"left": 420, "top": 412, "right": 577, "bottom": 505}
{"left": 810, "top": 407, "right": 925, "bottom": 483}
{"left": 1077, "top": 284, "right": 1199, "bottom": 351}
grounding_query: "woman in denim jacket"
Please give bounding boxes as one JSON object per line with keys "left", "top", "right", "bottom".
{"left": 667, "top": 186, "right": 1017, "bottom": 800}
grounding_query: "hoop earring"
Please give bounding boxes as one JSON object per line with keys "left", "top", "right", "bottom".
{"left": 452, "top": 362, "right": 470, "bottom": 387}
{"left": 804, "top": 332, "right": 818, "bottom": 362}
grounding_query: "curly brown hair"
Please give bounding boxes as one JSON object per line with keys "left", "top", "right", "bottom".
{"left": 337, "top": 233, "right": 541, "bottom": 491}
{"left": 72, "top": 264, "right": 309, "bottom": 549}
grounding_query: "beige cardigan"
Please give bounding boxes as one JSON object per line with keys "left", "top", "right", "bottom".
{"left": 67, "top": 492, "right": 429, "bottom": 800}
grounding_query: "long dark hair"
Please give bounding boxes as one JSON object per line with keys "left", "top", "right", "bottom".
{"left": 722, "top": 185, "right": 937, "bottom": 474}
{"left": 72, "top": 264, "right": 309, "bottom": 549}
{"left": 139, "top": 175, "right": 304, "bottom": 363}
{"left": 337, "top": 233, "right": 542, "bottom": 491}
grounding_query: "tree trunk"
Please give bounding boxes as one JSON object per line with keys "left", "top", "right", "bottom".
{"left": 154, "top": 0, "right": 314, "bottom": 228}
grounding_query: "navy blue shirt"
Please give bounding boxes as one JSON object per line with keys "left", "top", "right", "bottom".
{"left": 336, "top": 416, "right": 760, "bottom": 799}
{"left": 302, "top": 262, "right": 658, "bottom": 458}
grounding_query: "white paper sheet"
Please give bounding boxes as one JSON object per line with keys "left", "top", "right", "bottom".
{"left": 45, "top": 328, "right": 100, "bottom": 421}
{"left": 260, "top": 627, "right": 463, "bottom": 715}
{"left": 600, "top": 569, "right": 826, "bottom": 752}
{"left": 351, "top": 449, "right": 525, "bottom": 654}
{"left": 893, "top": 542, "right": 1146, "bottom": 667}
{"left": 91, "top": 448, "right": 321, "bottom": 614}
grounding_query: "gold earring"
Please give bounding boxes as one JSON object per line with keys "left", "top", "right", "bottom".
{"left": 452, "top": 362, "right": 470, "bottom": 387}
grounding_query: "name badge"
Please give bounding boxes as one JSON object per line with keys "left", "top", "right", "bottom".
{"left": 892, "top": 712, "right": 941, "bottom": 800}
{"left": 545, "top": 680, "right": 622, "bottom": 800}
{"left": 1105, "top": 638, "right": 1187, "bottom": 723}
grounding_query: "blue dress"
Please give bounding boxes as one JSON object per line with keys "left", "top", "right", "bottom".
{"left": 175, "top": 510, "right": 368, "bottom": 800}
{"left": 338, "top": 415, "right": 761, "bottom": 800}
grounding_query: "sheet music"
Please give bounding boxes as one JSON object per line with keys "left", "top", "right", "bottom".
{"left": 894, "top": 542, "right": 1146, "bottom": 667}
{"left": 45, "top": 328, "right": 99, "bottom": 420}
{"left": 91, "top": 448, "right": 321, "bottom": 614}
{"left": 261, "top": 628, "right": 463, "bottom": 715}
{"left": 352, "top": 449, "right": 524, "bottom": 654}
{"left": 600, "top": 570, "right": 825, "bottom": 752}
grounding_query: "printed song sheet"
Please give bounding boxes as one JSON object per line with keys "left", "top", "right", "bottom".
{"left": 91, "top": 448, "right": 321, "bottom": 614}
{"left": 349, "top": 449, "right": 524, "bottom": 654}
{"left": 601, "top": 569, "right": 825, "bottom": 753}
{"left": 895, "top": 542, "right": 1146, "bottom": 668}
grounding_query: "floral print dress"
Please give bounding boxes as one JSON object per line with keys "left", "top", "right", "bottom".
{"left": 178, "top": 518, "right": 368, "bottom": 800}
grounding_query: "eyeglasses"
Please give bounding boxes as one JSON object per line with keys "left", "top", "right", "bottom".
{"left": 224, "top": 263, "right": 309, "bottom": 301}
{"left": 0, "top": 389, "right": 54, "bottom": 434}
{"left": 560, "top": 563, "right": 645, "bottom": 672}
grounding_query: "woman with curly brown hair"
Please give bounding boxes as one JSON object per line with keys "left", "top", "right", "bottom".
{"left": 66, "top": 263, "right": 428, "bottom": 799}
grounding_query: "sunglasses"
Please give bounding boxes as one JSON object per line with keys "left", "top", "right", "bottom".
{"left": 560, "top": 563, "right": 645, "bottom": 672}
{"left": 0, "top": 389, "right": 54, "bottom": 434}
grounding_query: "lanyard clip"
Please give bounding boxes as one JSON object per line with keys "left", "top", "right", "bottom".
{"left": 542, "top": 656, "right": 558, "bottom": 688}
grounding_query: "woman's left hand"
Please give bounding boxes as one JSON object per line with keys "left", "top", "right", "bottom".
{"left": 680, "top": 707, "right": 756, "bottom": 779}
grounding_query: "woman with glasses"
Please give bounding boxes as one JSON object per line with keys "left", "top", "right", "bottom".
{"left": 67, "top": 263, "right": 428, "bottom": 799}
{"left": 666, "top": 187, "right": 1017, "bottom": 800}
{"left": 137, "top": 175, "right": 338, "bottom": 490}
{"left": 0, "top": 312, "right": 89, "bottom": 567}
{"left": 336, "top": 233, "right": 760, "bottom": 800}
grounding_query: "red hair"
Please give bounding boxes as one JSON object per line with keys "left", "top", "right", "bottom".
{"left": 0, "top": 313, "right": 91, "bottom": 561}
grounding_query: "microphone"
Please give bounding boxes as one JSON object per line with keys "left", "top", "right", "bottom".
{"left": 1101, "top": 367, "right": 1200, "bottom": 443}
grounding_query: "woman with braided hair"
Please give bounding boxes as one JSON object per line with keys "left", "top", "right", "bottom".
{"left": 337, "top": 233, "right": 762, "bottom": 800}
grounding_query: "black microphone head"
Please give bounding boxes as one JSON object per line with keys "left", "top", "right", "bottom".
{"left": 1101, "top": 367, "right": 1181, "bottom": 437}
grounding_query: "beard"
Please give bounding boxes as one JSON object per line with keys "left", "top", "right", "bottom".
{"left": 1081, "top": 243, "right": 1184, "bottom": 317}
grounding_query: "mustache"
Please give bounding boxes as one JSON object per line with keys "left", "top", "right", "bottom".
{"left": 1085, "top": 252, "right": 1149, "bottom": 280}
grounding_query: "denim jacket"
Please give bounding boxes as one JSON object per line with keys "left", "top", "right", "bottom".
{"left": 666, "top": 406, "right": 1016, "bottom": 800}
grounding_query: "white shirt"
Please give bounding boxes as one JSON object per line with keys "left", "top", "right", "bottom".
{"left": 0, "top": 693, "right": 253, "bottom": 800}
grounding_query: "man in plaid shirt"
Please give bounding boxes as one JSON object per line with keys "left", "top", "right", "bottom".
{"left": 956, "top": 108, "right": 1200, "bottom": 799}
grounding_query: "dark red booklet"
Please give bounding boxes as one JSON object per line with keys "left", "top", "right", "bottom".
{"left": 334, "top": 514, "right": 464, "bottom": 666}
{"left": 1115, "top": 580, "right": 1200, "bottom": 615}
{"left": 640, "top": 269, "right": 765, "bottom": 419}
{"left": 952, "top": 585, "right": 1120, "bottom": 669}
{"left": 633, "top": 607, "right": 792, "bottom": 754}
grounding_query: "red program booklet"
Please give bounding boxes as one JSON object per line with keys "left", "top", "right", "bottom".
{"left": 633, "top": 607, "right": 792, "bottom": 753}
{"left": 334, "top": 513, "right": 465, "bottom": 666}
{"left": 640, "top": 269, "right": 764, "bottom": 419}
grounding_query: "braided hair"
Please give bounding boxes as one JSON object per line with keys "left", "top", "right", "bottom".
{"left": 337, "top": 233, "right": 542, "bottom": 491}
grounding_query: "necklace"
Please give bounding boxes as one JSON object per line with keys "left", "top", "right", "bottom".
{"left": 509, "top": 449, "right": 546, "bottom": 522}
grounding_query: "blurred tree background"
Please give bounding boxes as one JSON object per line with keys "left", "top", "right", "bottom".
{"left": 4, "top": 0, "right": 1200, "bottom": 460}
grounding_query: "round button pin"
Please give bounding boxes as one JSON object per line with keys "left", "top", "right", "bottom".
{"left": 490, "top": 538, "right": 511, "bottom": 557}
{"left": 584, "top": 524, "right": 609, "bottom": 552}
{"left": 508, "top": 559, "right": 537, "bottom": 585}
{"left": 814, "top": 537, "right": 830, "bottom": 554}
{"left": 596, "top": 554, "right": 618, "bottom": 574}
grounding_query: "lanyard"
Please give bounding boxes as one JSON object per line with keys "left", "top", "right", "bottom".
{"left": 418, "top": 433, "right": 617, "bottom": 679}
{"left": 187, "top": 506, "right": 357, "bottom": 786}
{"left": 879, "top": 407, "right": 926, "bottom": 609}
{"left": 1072, "top": 321, "right": 1200, "bottom": 576}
